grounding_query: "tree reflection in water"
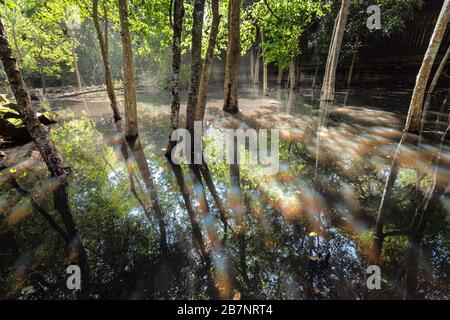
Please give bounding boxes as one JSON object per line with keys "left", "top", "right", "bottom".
{"left": 0, "top": 89, "right": 448, "bottom": 300}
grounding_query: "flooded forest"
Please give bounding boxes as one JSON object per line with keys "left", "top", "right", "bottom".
{"left": 0, "top": 0, "right": 449, "bottom": 300}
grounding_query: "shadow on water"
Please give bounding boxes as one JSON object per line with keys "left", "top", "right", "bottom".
{"left": 0, "top": 87, "right": 448, "bottom": 299}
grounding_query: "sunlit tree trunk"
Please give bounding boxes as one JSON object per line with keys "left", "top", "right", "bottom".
{"left": 10, "top": 22, "right": 21, "bottom": 67}
{"left": 196, "top": 0, "right": 221, "bottom": 122}
{"left": 261, "top": 30, "right": 269, "bottom": 96}
{"left": 93, "top": 0, "right": 121, "bottom": 121}
{"left": 223, "top": 0, "right": 240, "bottom": 113}
{"left": 118, "top": 0, "right": 138, "bottom": 139}
{"left": 70, "top": 31, "right": 83, "bottom": 91}
{"left": 0, "top": 16, "right": 90, "bottom": 296}
{"left": 405, "top": 0, "right": 450, "bottom": 133}
{"left": 167, "top": 0, "right": 184, "bottom": 157}
{"left": 320, "top": 0, "right": 350, "bottom": 101}
{"left": 421, "top": 44, "right": 450, "bottom": 133}
{"left": 372, "top": 0, "right": 450, "bottom": 266}
{"left": 186, "top": 0, "right": 206, "bottom": 136}
{"left": 253, "top": 46, "right": 260, "bottom": 84}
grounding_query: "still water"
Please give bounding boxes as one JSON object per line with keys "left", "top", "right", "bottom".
{"left": 0, "top": 86, "right": 448, "bottom": 299}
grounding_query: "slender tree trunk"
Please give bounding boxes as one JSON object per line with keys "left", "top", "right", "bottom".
{"left": 70, "top": 31, "right": 83, "bottom": 90}
{"left": 39, "top": 63, "right": 46, "bottom": 95}
{"left": 118, "top": 0, "right": 138, "bottom": 139}
{"left": 405, "top": 0, "right": 450, "bottom": 133}
{"left": 186, "top": 0, "right": 206, "bottom": 136}
{"left": 261, "top": 30, "right": 269, "bottom": 96}
{"left": 166, "top": 0, "right": 184, "bottom": 157}
{"left": 223, "top": 0, "right": 240, "bottom": 113}
{"left": 253, "top": 46, "right": 260, "bottom": 84}
{"left": 347, "top": 50, "right": 357, "bottom": 89}
{"left": 93, "top": 0, "right": 121, "bottom": 121}
{"left": 289, "top": 57, "right": 296, "bottom": 91}
{"left": 421, "top": 45, "right": 450, "bottom": 132}
{"left": 320, "top": 0, "right": 350, "bottom": 101}
{"left": 10, "top": 22, "right": 21, "bottom": 67}
{"left": 372, "top": 0, "right": 450, "bottom": 266}
{"left": 195, "top": 0, "right": 221, "bottom": 121}
{"left": 312, "top": 58, "right": 320, "bottom": 90}
{"left": 277, "top": 67, "right": 283, "bottom": 86}
{"left": 250, "top": 48, "right": 255, "bottom": 83}
{"left": 0, "top": 16, "right": 90, "bottom": 297}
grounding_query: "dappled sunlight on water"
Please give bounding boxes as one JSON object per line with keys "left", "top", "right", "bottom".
{"left": 0, "top": 87, "right": 448, "bottom": 299}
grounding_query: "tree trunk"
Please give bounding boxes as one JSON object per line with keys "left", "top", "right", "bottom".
{"left": 70, "top": 31, "right": 83, "bottom": 90}
{"left": 320, "top": 0, "right": 350, "bottom": 101}
{"left": 312, "top": 58, "right": 320, "bottom": 90}
{"left": 253, "top": 46, "right": 260, "bottom": 84}
{"left": 195, "top": 0, "right": 221, "bottom": 122}
{"left": 10, "top": 22, "right": 21, "bottom": 67}
{"left": 347, "top": 50, "right": 357, "bottom": 89}
{"left": 223, "top": 0, "right": 240, "bottom": 113}
{"left": 166, "top": 0, "right": 185, "bottom": 157}
{"left": 372, "top": 0, "right": 450, "bottom": 266}
{"left": 118, "top": 0, "right": 138, "bottom": 139}
{"left": 186, "top": 0, "right": 206, "bottom": 137}
{"left": 289, "top": 57, "right": 296, "bottom": 91}
{"left": 0, "top": 16, "right": 90, "bottom": 296}
{"left": 261, "top": 30, "right": 269, "bottom": 96}
{"left": 405, "top": 0, "right": 450, "bottom": 133}
{"left": 93, "top": 0, "right": 121, "bottom": 121}
{"left": 277, "top": 67, "right": 283, "bottom": 86}
{"left": 39, "top": 63, "right": 46, "bottom": 95}
{"left": 250, "top": 47, "right": 255, "bottom": 83}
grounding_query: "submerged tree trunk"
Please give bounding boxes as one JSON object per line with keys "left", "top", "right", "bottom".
{"left": 118, "top": 0, "right": 138, "bottom": 139}
{"left": 195, "top": 0, "right": 221, "bottom": 122}
{"left": 70, "top": 31, "right": 83, "bottom": 91}
{"left": 186, "top": 0, "right": 206, "bottom": 136}
{"left": 0, "top": 16, "right": 90, "bottom": 296}
{"left": 166, "top": 0, "right": 184, "bottom": 157}
{"left": 93, "top": 0, "right": 121, "bottom": 121}
{"left": 372, "top": 0, "right": 450, "bottom": 266}
{"left": 405, "top": 0, "right": 450, "bottom": 133}
{"left": 223, "top": 0, "right": 240, "bottom": 113}
{"left": 320, "top": 0, "right": 350, "bottom": 101}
